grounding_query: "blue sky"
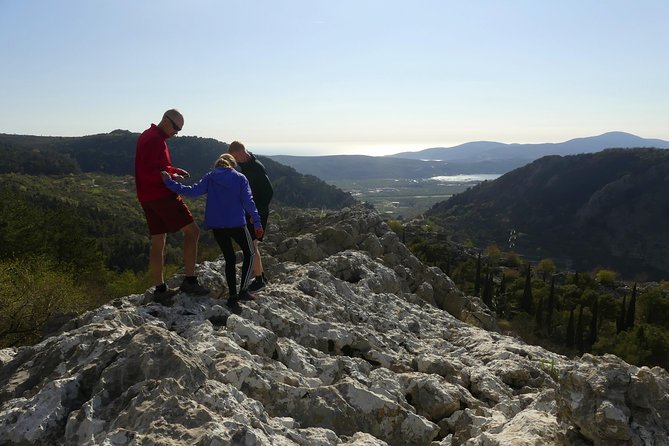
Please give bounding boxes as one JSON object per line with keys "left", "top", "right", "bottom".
{"left": 1, "top": 0, "right": 668, "bottom": 155}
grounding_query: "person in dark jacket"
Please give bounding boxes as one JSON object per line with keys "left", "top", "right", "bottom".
{"left": 161, "top": 153, "right": 264, "bottom": 305}
{"left": 228, "top": 141, "right": 274, "bottom": 292}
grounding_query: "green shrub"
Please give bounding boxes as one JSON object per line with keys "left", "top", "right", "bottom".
{"left": 595, "top": 269, "right": 617, "bottom": 285}
{"left": 593, "top": 324, "right": 669, "bottom": 371}
{"left": 536, "top": 259, "right": 556, "bottom": 281}
{"left": 387, "top": 219, "right": 404, "bottom": 235}
{"left": 0, "top": 256, "right": 90, "bottom": 348}
{"left": 638, "top": 288, "right": 669, "bottom": 330}
{"left": 502, "top": 251, "right": 523, "bottom": 268}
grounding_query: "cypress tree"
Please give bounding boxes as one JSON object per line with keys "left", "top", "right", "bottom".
{"left": 588, "top": 297, "right": 599, "bottom": 347}
{"left": 626, "top": 283, "right": 637, "bottom": 330}
{"left": 546, "top": 274, "right": 555, "bottom": 334}
{"left": 566, "top": 307, "right": 575, "bottom": 348}
{"left": 488, "top": 272, "right": 495, "bottom": 307}
{"left": 474, "top": 253, "right": 482, "bottom": 297}
{"left": 482, "top": 271, "right": 493, "bottom": 307}
{"left": 617, "top": 295, "right": 627, "bottom": 334}
{"left": 576, "top": 305, "right": 585, "bottom": 354}
{"left": 499, "top": 273, "right": 507, "bottom": 296}
{"left": 497, "top": 274, "right": 507, "bottom": 317}
{"left": 535, "top": 295, "right": 544, "bottom": 334}
{"left": 521, "top": 263, "right": 533, "bottom": 313}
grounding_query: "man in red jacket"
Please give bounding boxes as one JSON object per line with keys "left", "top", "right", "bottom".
{"left": 135, "top": 109, "right": 208, "bottom": 301}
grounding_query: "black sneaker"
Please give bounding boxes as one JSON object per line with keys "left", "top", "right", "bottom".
{"left": 238, "top": 289, "right": 256, "bottom": 301}
{"left": 226, "top": 294, "right": 240, "bottom": 308}
{"left": 248, "top": 277, "right": 265, "bottom": 292}
{"left": 152, "top": 287, "right": 179, "bottom": 305}
{"left": 179, "top": 280, "right": 210, "bottom": 295}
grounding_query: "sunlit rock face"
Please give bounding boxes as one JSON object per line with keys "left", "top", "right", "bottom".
{"left": 1, "top": 205, "right": 667, "bottom": 445}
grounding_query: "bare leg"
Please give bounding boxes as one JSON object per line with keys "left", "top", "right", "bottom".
{"left": 181, "top": 222, "right": 200, "bottom": 276}
{"left": 150, "top": 233, "right": 167, "bottom": 285}
{"left": 252, "top": 240, "right": 263, "bottom": 277}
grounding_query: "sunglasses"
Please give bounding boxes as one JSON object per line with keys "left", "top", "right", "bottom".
{"left": 166, "top": 115, "right": 182, "bottom": 132}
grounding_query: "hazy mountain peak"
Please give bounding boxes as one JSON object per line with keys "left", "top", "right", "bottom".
{"left": 387, "top": 132, "right": 669, "bottom": 162}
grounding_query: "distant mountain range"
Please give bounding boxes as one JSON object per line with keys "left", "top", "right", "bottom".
{"left": 266, "top": 155, "right": 522, "bottom": 181}
{"left": 388, "top": 131, "right": 669, "bottom": 161}
{"left": 270, "top": 132, "right": 669, "bottom": 180}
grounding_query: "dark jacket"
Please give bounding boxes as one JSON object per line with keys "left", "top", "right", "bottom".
{"left": 238, "top": 153, "right": 273, "bottom": 214}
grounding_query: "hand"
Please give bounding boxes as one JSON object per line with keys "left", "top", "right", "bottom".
{"left": 176, "top": 168, "right": 190, "bottom": 178}
{"left": 160, "top": 171, "right": 171, "bottom": 181}
{"left": 255, "top": 227, "right": 264, "bottom": 239}
{"left": 172, "top": 174, "right": 187, "bottom": 183}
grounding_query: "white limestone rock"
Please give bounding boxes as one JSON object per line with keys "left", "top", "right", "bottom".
{"left": 1, "top": 205, "right": 668, "bottom": 445}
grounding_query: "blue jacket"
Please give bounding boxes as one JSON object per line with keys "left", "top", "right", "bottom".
{"left": 163, "top": 167, "right": 262, "bottom": 229}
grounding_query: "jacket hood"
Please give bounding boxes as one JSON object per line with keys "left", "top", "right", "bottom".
{"left": 210, "top": 167, "right": 237, "bottom": 188}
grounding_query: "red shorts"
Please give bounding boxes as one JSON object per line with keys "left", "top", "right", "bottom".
{"left": 140, "top": 194, "right": 194, "bottom": 235}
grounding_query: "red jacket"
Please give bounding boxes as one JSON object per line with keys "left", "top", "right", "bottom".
{"left": 134, "top": 124, "right": 186, "bottom": 202}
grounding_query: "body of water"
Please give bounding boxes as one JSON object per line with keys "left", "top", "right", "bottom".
{"left": 429, "top": 174, "right": 501, "bottom": 183}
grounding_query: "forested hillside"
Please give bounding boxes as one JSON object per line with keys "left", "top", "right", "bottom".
{"left": 399, "top": 226, "right": 669, "bottom": 372}
{"left": 0, "top": 131, "right": 354, "bottom": 348}
{"left": 0, "top": 131, "right": 356, "bottom": 209}
{"left": 426, "top": 148, "right": 669, "bottom": 280}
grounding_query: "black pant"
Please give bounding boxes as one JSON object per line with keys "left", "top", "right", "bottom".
{"left": 212, "top": 226, "right": 255, "bottom": 296}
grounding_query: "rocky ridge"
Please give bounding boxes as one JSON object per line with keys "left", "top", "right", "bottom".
{"left": 1, "top": 205, "right": 667, "bottom": 445}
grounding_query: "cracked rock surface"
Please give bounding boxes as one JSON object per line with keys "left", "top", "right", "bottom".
{"left": 1, "top": 205, "right": 667, "bottom": 445}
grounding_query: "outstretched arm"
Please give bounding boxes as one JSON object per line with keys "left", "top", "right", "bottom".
{"left": 161, "top": 171, "right": 209, "bottom": 197}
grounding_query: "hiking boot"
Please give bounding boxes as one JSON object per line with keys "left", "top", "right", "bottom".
{"left": 179, "top": 280, "right": 210, "bottom": 295}
{"left": 238, "top": 289, "right": 256, "bottom": 301}
{"left": 152, "top": 287, "right": 179, "bottom": 305}
{"left": 248, "top": 276, "right": 266, "bottom": 292}
{"left": 226, "top": 294, "right": 241, "bottom": 311}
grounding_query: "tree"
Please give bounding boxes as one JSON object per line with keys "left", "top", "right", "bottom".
{"left": 482, "top": 272, "right": 493, "bottom": 307}
{"left": 576, "top": 305, "right": 585, "bottom": 354}
{"left": 588, "top": 297, "right": 599, "bottom": 348}
{"left": 566, "top": 307, "right": 575, "bottom": 348}
{"left": 639, "top": 288, "right": 669, "bottom": 329}
{"left": 546, "top": 275, "right": 556, "bottom": 334}
{"left": 521, "top": 263, "right": 533, "bottom": 313}
{"left": 597, "top": 293, "right": 619, "bottom": 331}
{"left": 596, "top": 324, "right": 669, "bottom": 371}
{"left": 474, "top": 253, "right": 482, "bottom": 297}
{"left": 617, "top": 295, "right": 627, "bottom": 334}
{"left": 626, "top": 283, "right": 637, "bottom": 330}
{"left": 496, "top": 274, "right": 507, "bottom": 318}
{"left": 595, "top": 269, "right": 617, "bottom": 286}
{"left": 484, "top": 244, "right": 502, "bottom": 267}
{"left": 502, "top": 251, "right": 522, "bottom": 268}
{"left": 535, "top": 295, "right": 544, "bottom": 334}
{"left": 536, "top": 259, "right": 556, "bottom": 283}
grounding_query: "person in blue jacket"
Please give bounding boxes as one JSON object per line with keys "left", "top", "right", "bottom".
{"left": 161, "top": 153, "right": 264, "bottom": 306}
